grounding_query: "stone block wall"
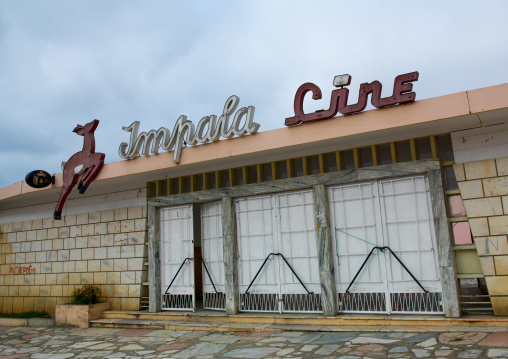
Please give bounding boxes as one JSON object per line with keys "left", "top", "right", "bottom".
{"left": 454, "top": 157, "right": 508, "bottom": 315}
{"left": 0, "top": 205, "right": 147, "bottom": 314}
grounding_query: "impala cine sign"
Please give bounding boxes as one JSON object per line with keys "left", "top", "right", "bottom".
{"left": 285, "top": 71, "right": 419, "bottom": 126}
{"left": 119, "top": 95, "right": 260, "bottom": 164}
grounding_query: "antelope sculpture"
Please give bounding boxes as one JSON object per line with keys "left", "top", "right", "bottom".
{"left": 54, "top": 119, "right": 105, "bottom": 220}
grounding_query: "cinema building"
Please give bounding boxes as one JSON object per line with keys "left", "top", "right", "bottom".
{"left": 0, "top": 77, "right": 508, "bottom": 319}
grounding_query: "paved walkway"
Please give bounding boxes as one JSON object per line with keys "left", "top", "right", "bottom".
{"left": 0, "top": 326, "right": 507, "bottom": 358}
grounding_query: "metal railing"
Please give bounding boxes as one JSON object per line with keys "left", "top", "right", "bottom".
{"left": 164, "top": 257, "right": 192, "bottom": 294}
{"left": 199, "top": 256, "right": 221, "bottom": 294}
{"left": 244, "top": 253, "right": 313, "bottom": 295}
{"left": 345, "top": 246, "right": 428, "bottom": 294}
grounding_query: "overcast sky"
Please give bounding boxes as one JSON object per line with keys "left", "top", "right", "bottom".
{"left": 1, "top": 1, "right": 507, "bottom": 188}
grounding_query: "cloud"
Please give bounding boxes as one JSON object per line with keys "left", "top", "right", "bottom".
{"left": 1, "top": 1, "right": 508, "bottom": 187}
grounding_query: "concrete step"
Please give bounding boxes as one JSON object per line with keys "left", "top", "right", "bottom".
{"left": 90, "top": 310, "right": 508, "bottom": 333}
{"left": 0, "top": 317, "right": 55, "bottom": 327}
{"left": 91, "top": 318, "right": 328, "bottom": 332}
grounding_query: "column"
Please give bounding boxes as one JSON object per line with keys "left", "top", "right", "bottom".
{"left": 148, "top": 205, "right": 161, "bottom": 312}
{"left": 313, "top": 184, "right": 337, "bottom": 316}
{"left": 222, "top": 197, "right": 239, "bottom": 314}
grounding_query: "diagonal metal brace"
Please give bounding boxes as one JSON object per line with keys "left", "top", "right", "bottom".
{"left": 345, "top": 246, "right": 428, "bottom": 294}
{"left": 244, "top": 253, "right": 313, "bottom": 295}
{"left": 165, "top": 257, "right": 192, "bottom": 294}
{"left": 199, "top": 256, "right": 222, "bottom": 294}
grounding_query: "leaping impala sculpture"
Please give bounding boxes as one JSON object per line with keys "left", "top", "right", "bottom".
{"left": 54, "top": 119, "right": 105, "bottom": 220}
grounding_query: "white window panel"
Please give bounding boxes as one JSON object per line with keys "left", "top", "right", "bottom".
{"left": 160, "top": 205, "right": 195, "bottom": 311}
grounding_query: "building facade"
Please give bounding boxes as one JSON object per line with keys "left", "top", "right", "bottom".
{"left": 1, "top": 83, "right": 507, "bottom": 317}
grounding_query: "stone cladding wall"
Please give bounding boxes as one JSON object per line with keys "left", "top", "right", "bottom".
{"left": 454, "top": 157, "right": 508, "bottom": 315}
{"left": 0, "top": 205, "right": 147, "bottom": 314}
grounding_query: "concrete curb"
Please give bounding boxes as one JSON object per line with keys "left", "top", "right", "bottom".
{"left": 91, "top": 317, "right": 508, "bottom": 333}
{"left": 0, "top": 317, "right": 55, "bottom": 327}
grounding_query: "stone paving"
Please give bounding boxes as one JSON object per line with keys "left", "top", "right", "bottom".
{"left": 0, "top": 326, "right": 507, "bottom": 358}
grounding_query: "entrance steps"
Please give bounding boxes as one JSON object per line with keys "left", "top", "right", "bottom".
{"left": 91, "top": 310, "right": 508, "bottom": 333}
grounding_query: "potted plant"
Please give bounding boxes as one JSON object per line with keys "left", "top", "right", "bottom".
{"left": 55, "top": 285, "right": 110, "bottom": 328}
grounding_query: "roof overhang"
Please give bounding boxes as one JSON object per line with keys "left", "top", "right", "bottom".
{"left": 1, "top": 83, "right": 508, "bottom": 209}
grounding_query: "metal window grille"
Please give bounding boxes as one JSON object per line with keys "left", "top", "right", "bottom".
{"left": 240, "top": 293, "right": 279, "bottom": 312}
{"left": 282, "top": 293, "right": 322, "bottom": 313}
{"left": 390, "top": 292, "right": 443, "bottom": 313}
{"left": 203, "top": 292, "right": 226, "bottom": 311}
{"left": 162, "top": 294, "right": 193, "bottom": 311}
{"left": 338, "top": 292, "right": 386, "bottom": 313}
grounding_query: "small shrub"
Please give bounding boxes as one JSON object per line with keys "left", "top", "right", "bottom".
{"left": 69, "top": 285, "right": 101, "bottom": 305}
{"left": 0, "top": 311, "right": 48, "bottom": 319}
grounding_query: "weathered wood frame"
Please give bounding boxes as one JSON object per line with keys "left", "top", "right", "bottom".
{"left": 148, "top": 159, "right": 460, "bottom": 317}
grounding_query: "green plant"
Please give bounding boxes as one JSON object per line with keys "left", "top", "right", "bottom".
{"left": 0, "top": 311, "right": 48, "bottom": 319}
{"left": 451, "top": 336, "right": 464, "bottom": 342}
{"left": 69, "top": 285, "right": 101, "bottom": 305}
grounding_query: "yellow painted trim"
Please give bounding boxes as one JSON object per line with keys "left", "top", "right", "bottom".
{"left": 371, "top": 145, "right": 378, "bottom": 166}
{"left": 146, "top": 182, "right": 152, "bottom": 199}
{"left": 453, "top": 244, "right": 477, "bottom": 250}
{"left": 318, "top": 154, "right": 326, "bottom": 173}
{"left": 302, "top": 156, "right": 309, "bottom": 176}
{"left": 167, "top": 179, "right": 174, "bottom": 195}
{"left": 203, "top": 173, "right": 210, "bottom": 190}
{"left": 229, "top": 169, "right": 235, "bottom": 187}
{"left": 390, "top": 142, "right": 397, "bottom": 164}
{"left": 353, "top": 148, "right": 360, "bottom": 168}
{"left": 449, "top": 216, "right": 469, "bottom": 222}
{"left": 155, "top": 180, "right": 163, "bottom": 197}
{"left": 215, "top": 171, "right": 222, "bottom": 188}
{"left": 285, "top": 159, "right": 293, "bottom": 178}
{"left": 271, "top": 161, "right": 278, "bottom": 180}
{"left": 178, "top": 177, "right": 185, "bottom": 194}
{"left": 430, "top": 135, "right": 438, "bottom": 158}
{"left": 455, "top": 248, "right": 483, "bottom": 276}
{"left": 410, "top": 138, "right": 417, "bottom": 161}
{"left": 257, "top": 164, "right": 264, "bottom": 183}
{"left": 442, "top": 161, "right": 455, "bottom": 167}
{"left": 190, "top": 175, "right": 197, "bottom": 192}
{"left": 335, "top": 151, "right": 342, "bottom": 171}
{"left": 242, "top": 166, "right": 249, "bottom": 185}
{"left": 157, "top": 135, "right": 447, "bottom": 191}
{"left": 457, "top": 273, "right": 485, "bottom": 279}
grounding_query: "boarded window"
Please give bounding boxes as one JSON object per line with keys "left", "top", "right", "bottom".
{"left": 378, "top": 144, "right": 392, "bottom": 165}
{"left": 221, "top": 171, "right": 230, "bottom": 188}
{"left": 416, "top": 138, "right": 433, "bottom": 159}
{"left": 208, "top": 172, "right": 216, "bottom": 189}
{"left": 443, "top": 166, "right": 458, "bottom": 190}
{"left": 294, "top": 158, "right": 304, "bottom": 177}
{"left": 324, "top": 153, "right": 337, "bottom": 172}
{"left": 308, "top": 156, "right": 320, "bottom": 174}
{"left": 396, "top": 141, "right": 412, "bottom": 162}
{"left": 359, "top": 147, "right": 373, "bottom": 167}
{"left": 248, "top": 165, "right": 257, "bottom": 184}
{"left": 235, "top": 168, "right": 243, "bottom": 186}
{"left": 263, "top": 163, "right": 272, "bottom": 181}
{"left": 277, "top": 161, "right": 288, "bottom": 179}
{"left": 342, "top": 150, "right": 355, "bottom": 170}
{"left": 437, "top": 135, "right": 454, "bottom": 162}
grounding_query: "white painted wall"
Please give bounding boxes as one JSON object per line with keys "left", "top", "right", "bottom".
{"left": 451, "top": 120, "right": 508, "bottom": 164}
{"left": 0, "top": 187, "right": 146, "bottom": 224}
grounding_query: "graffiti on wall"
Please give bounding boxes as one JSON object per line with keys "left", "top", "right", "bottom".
{"left": 10, "top": 265, "right": 36, "bottom": 275}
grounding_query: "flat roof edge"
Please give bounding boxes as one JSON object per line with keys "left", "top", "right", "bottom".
{"left": 1, "top": 83, "right": 508, "bottom": 203}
